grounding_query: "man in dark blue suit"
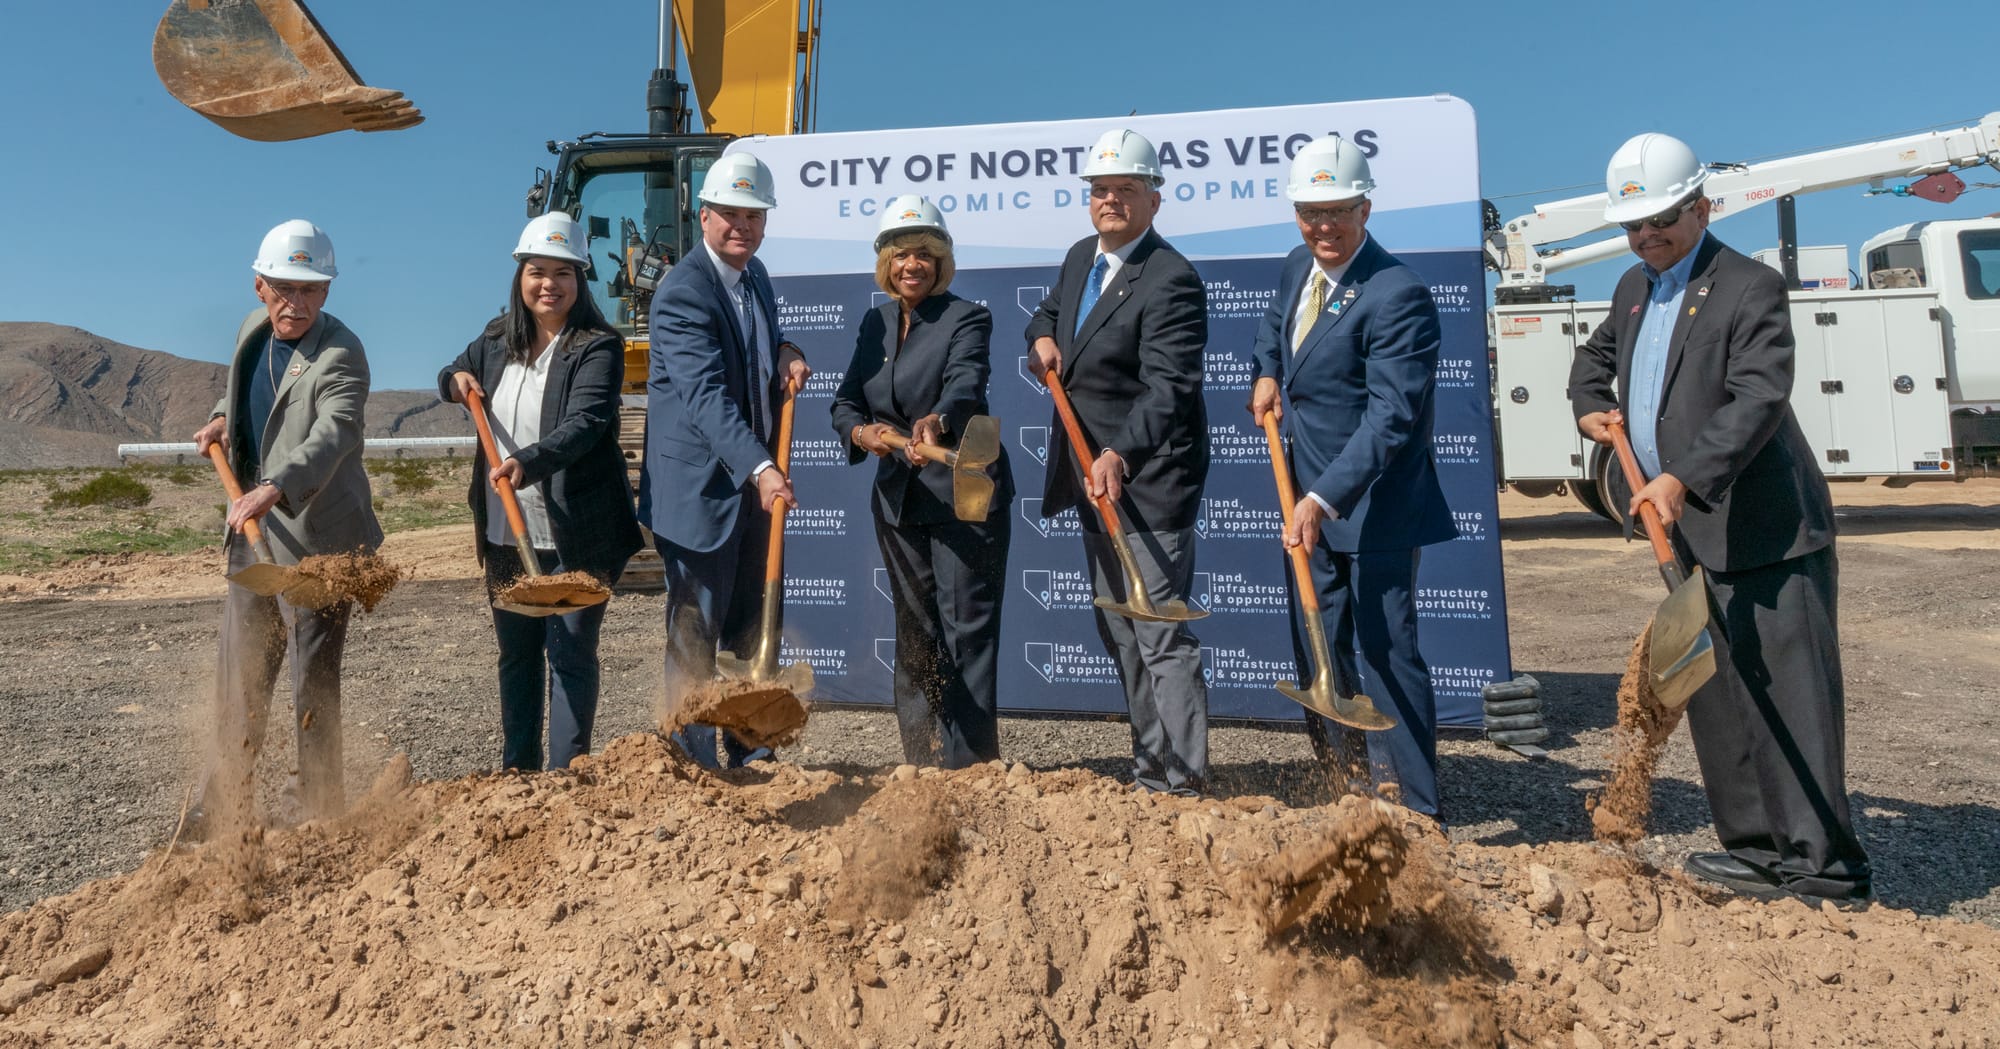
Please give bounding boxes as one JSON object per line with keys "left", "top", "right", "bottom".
{"left": 1250, "top": 135, "right": 1457, "bottom": 819}
{"left": 638, "top": 151, "right": 811, "bottom": 768}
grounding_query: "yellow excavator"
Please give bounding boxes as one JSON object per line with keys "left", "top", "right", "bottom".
{"left": 156, "top": 0, "right": 823, "bottom": 586}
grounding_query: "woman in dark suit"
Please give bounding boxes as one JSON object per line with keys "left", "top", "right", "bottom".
{"left": 439, "top": 213, "right": 642, "bottom": 770}
{"left": 832, "top": 195, "right": 1014, "bottom": 769}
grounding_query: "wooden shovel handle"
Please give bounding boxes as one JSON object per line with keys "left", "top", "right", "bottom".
{"left": 1260, "top": 412, "right": 1322, "bottom": 615}
{"left": 1605, "top": 418, "right": 1679, "bottom": 574}
{"left": 876, "top": 429, "right": 955, "bottom": 464}
{"left": 461, "top": 387, "right": 534, "bottom": 551}
{"left": 1044, "top": 372, "right": 1123, "bottom": 534}
{"left": 204, "top": 442, "right": 268, "bottom": 549}
{"left": 763, "top": 377, "right": 801, "bottom": 584}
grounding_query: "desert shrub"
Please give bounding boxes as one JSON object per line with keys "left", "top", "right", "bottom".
{"left": 47, "top": 471, "right": 153, "bottom": 510}
{"left": 377, "top": 456, "right": 438, "bottom": 494}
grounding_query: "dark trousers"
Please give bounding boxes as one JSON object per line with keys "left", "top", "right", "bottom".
{"left": 207, "top": 532, "right": 351, "bottom": 823}
{"left": 1081, "top": 526, "right": 1209, "bottom": 794}
{"left": 874, "top": 509, "right": 1009, "bottom": 769}
{"left": 1288, "top": 545, "right": 1440, "bottom": 818}
{"left": 1688, "top": 544, "right": 1870, "bottom": 898}
{"left": 657, "top": 513, "right": 773, "bottom": 769}
{"left": 482, "top": 542, "right": 618, "bottom": 771}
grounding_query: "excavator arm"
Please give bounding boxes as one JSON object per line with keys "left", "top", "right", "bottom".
{"left": 153, "top": 0, "right": 421, "bottom": 141}
{"left": 673, "top": 0, "right": 820, "bottom": 136}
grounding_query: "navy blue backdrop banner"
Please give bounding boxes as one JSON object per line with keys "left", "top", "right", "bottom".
{"left": 739, "top": 97, "right": 1510, "bottom": 726}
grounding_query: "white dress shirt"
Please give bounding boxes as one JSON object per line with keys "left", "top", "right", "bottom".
{"left": 485, "top": 332, "right": 561, "bottom": 550}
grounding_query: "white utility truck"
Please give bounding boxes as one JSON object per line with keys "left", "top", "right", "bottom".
{"left": 1484, "top": 114, "right": 2000, "bottom": 522}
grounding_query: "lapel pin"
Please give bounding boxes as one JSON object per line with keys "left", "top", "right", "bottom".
{"left": 1697, "top": 286, "right": 1711, "bottom": 297}
{"left": 1686, "top": 306, "right": 1697, "bottom": 316}
{"left": 289, "top": 364, "right": 304, "bottom": 376}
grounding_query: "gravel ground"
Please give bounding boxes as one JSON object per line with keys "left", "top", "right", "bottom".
{"left": 1, "top": 481, "right": 1995, "bottom": 924}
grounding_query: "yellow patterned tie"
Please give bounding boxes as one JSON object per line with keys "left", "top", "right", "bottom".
{"left": 1293, "top": 271, "right": 1328, "bottom": 353}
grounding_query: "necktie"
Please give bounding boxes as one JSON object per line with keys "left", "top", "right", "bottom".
{"left": 1074, "top": 253, "right": 1108, "bottom": 338}
{"left": 1293, "top": 271, "right": 1328, "bottom": 353}
{"left": 737, "top": 280, "right": 766, "bottom": 441}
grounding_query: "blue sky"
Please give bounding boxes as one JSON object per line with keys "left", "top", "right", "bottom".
{"left": 3, "top": 1, "right": 1996, "bottom": 391}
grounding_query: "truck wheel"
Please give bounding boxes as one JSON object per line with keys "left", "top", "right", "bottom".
{"left": 1590, "top": 445, "right": 1632, "bottom": 529}
{"left": 1572, "top": 472, "right": 1609, "bottom": 520}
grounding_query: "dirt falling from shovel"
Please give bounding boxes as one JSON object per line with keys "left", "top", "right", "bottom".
{"left": 1226, "top": 795, "right": 1410, "bottom": 936}
{"left": 494, "top": 570, "right": 606, "bottom": 607}
{"left": 1589, "top": 624, "right": 1689, "bottom": 844}
{"left": 290, "top": 552, "right": 404, "bottom": 612}
{"left": 662, "top": 679, "right": 809, "bottom": 750}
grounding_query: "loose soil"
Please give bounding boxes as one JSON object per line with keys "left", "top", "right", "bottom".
{"left": 0, "top": 477, "right": 1996, "bottom": 1047}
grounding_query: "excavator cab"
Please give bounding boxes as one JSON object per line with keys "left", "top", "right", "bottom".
{"left": 153, "top": 0, "right": 421, "bottom": 141}
{"left": 536, "top": 137, "right": 726, "bottom": 392}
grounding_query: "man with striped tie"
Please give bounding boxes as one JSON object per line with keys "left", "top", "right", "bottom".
{"left": 1248, "top": 134, "right": 1457, "bottom": 821}
{"left": 639, "top": 150, "right": 811, "bottom": 768}
{"left": 1026, "top": 128, "right": 1213, "bottom": 796}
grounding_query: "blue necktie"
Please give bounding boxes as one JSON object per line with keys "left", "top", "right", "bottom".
{"left": 1074, "top": 253, "right": 1108, "bottom": 338}
{"left": 737, "top": 280, "right": 766, "bottom": 441}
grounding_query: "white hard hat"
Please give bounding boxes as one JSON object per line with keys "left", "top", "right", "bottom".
{"left": 513, "top": 212, "right": 589, "bottom": 265}
{"left": 252, "top": 219, "right": 337, "bottom": 281}
{"left": 1079, "top": 129, "right": 1165, "bottom": 187}
{"left": 699, "top": 152, "right": 777, "bottom": 210}
{"left": 1286, "top": 134, "right": 1375, "bottom": 203}
{"left": 1603, "top": 132, "right": 1710, "bottom": 224}
{"left": 873, "top": 195, "right": 950, "bottom": 251}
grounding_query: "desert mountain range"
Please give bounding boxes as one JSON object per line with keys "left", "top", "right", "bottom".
{"left": 0, "top": 322, "right": 470, "bottom": 469}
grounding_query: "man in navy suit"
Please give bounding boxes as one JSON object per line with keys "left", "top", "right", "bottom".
{"left": 1250, "top": 135, "right": 1457, "bottom": 819}
{"left": 638, "top": 151, "right": 811, "bottom": 768}
{"left": 1026, "top": 129, "right": 1212, "bottom": 795}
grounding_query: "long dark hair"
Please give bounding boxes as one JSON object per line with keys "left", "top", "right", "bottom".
{"left": 487, "top": 257, "right": 618, "bottom": 363}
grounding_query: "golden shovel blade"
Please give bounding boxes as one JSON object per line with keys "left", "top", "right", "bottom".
{"left": 227, "top": 561, "right": 291, "bottom": 597}
{"left": 1093, "top": 595, "right": 1209, "bottom": 623}
{"left": 950, "top": 474, "right": 997, "bottom": 523}
{"left": 1277, "top": 679, "right": 1398, "bottom": 732}
{"left": 495, "top": 576, "right": 610, "bottom": 617}
{"left": 278, "top": 574, "right": 342, "bottom": 612}
{"left": 1647, "top": 566, "right": 1717, "bottom": 713}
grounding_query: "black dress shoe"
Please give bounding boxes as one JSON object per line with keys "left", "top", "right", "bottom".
{"left": 1683, "top": 851, "right": 1783, "bottom": 897}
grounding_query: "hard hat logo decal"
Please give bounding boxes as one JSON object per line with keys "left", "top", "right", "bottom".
{"left": 1310, "top": 169, "right": 1335, "bottom": 185}
{"left": 545, "top": 232, "right": 568, "bottom": 244}
{"left": 732, "top": 177, "right": 755, "bottom": 191}
{"left": 1619, "top": 181, "right": 1645, "bottom": 199}
{"left": 288, "top": 250, "right": 312, "bottom": 264}
{"left": 1098, "top": 149, "right": 1119, "bottom": 160}
{"left": 899, "top": 209, "right": 921, "bottom": 220}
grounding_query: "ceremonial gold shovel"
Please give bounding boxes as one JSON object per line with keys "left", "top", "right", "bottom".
{"left": 205, "top": 443, "right": 337, "bottom": 609}
{"left": 1606, "top": 419, "right": 1716, "bottom": 712}
{"left": 1259, "top": 412, "right": 1396, "bottom": 731}
{"left": 716, "top": 376, "right": 817, "bottom": 703}
{"left": 876, "top": 414, "right": 1002, "bottom": 522}
{"left": 1045, "top": 372, "right": 1206, "bottom": 623}
{"left": 463, "top": 387, "right": 610, "bottom": 618}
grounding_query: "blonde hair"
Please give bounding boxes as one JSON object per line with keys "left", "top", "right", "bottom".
{"left": 873, "top": 231, "right": 955, "bottom": 299}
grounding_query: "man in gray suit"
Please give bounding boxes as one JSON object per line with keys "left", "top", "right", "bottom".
{"left": 190, "top": 219, "right": 383, "bottom": 832}
{"left": 1025, "top": 129, "right": 1212, "bottom": 795}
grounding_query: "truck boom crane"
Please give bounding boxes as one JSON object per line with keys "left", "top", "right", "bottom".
{"left": 1485, "top": 113, "right": 2000, "bottom": 299}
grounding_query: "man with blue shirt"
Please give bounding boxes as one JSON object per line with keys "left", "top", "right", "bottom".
{"left": 189, "top": 219, "right": 382, "bottom": 834}
{"left": 1570, "top": 133, "right": 1871, "bottom": 907}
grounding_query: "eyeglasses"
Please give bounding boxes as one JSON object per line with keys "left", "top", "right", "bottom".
{"left": 1295, "top": 200, "right": 1366, "bottom": 227}
{"left": 1619, "top": 197, "right": 1698, "bottom": 233}
{"left": 263, "top": 281, "right": 329, "bottom": 300}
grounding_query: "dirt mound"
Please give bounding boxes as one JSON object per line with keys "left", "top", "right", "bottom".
{"left": 2, "top": 734, "right": 1998, "bottom": 1048}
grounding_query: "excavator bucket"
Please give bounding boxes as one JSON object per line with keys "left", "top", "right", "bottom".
{"left": 153, "top": 0, "right": 422, "bottom": 142}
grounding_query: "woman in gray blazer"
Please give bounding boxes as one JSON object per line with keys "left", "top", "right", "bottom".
{"left": 440, "top": 213, "right": 642, "bottom": 771}
{"left": 832, "top": 196, "right": 1014, "bottom": 768}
